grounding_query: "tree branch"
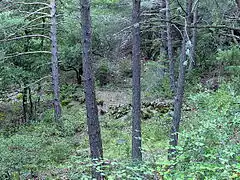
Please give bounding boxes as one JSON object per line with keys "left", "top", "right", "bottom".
{"left": 3, "top": 51, "right": 51, "bottom": 59}
{"left": 176, "top": 0, "right": 187, "bottom": 15}
{"left": 0, "top": 34, "right": 51, "bottom": 42}
{"left": 14, "top": 2, "right": 50, "bottom": 7}
{"left": 19, "top": 6, "right": 50, "bottom": 18}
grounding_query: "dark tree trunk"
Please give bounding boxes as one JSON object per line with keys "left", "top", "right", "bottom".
{"left": 22, "top": 86, "right": 28, "bottom": 124}
{"left": 168, "top": 0, "right": 190, "bottom": 160}
{"left": 50, "top": 0, "right": 61, "bottom": 121}
{"left": 37, "top": 83, "right": 41, "bottom": 107}
{"left": 168, "top": 33, "right": 187, "bottom": 159}
{"left": 186, "top": 0, "right": 193, "bottom": 24}
{"left": 236, "top": 0, "right": 240, "bottom": 9}
{"left": 165, "top": 0, "right": 176, "bottom": 94}
{"left": 80, "top": 0, "right": 103, "bottom": 179}
{"left": 159, "top": 0, "right": 167, "bottom": 78}
{"left": 159, "top": 0, "right": 167, "bottom": 56}
{"left": 28, "top": 87, "right": 34, "bottom": 121}
{"left": 132, "top": 0, "right": 142, "bottom": 162}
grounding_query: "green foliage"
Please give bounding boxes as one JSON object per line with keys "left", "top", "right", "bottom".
{"left": 95, "top": 60, "right": 112, "bottom": 87}
{"left": 61, "top": 108, "right": 86, "bottom": 136}
{"left": 60, "top": 84, "right": 80, "bottom": 101}
{"left": 0, "top": 107, "right": 87, "bottom": 177}
{"left": 216, "top": 45, "right": 240, "bottom": 75}
{"left": 174, "top": 85, "right": 240, "bottom": 179}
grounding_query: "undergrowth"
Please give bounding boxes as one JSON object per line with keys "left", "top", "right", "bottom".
{"left": 0, "top": 83, "right": 239, "bottom": 179}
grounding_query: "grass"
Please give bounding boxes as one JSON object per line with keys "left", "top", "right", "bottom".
{"left": 0, "top": 83, "right": 239, "bottom": 179}
{"left": 0, "top": 102, "right": 170, "bottom": 179}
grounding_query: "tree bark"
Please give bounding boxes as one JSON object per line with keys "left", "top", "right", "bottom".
{"left": 28, "top": 87, "right": 34, "bottom": 121}
{"left": 189, "top": 6, "right": 198, "bottom": 70}
{"left": 165, "top": 0, "right": 176, "bottom": 94}
{"left": 132, "top": 0, "right": 142, "bottom": 162}
{"left": 22, "top": 86, "right": 28, "bottom": 124}
{"left": 236, "top": 0, "right": 240, "bottom": 10}
{"left": 50, "top": 0, "right": 61, "bottom": 121}
{"left": 169, "top": 28, "right": 187, "bottom": 160}
{"left": 159, "top": 0, "right": 167, "bottom": 78}
{"left": 80, "top": 0, "right": 103, "bottom": 179}
{"left": 168, "top": 0, "right": 190, "bottom": 159}
{"left": 159, "top": 0, "right": 167, "bottom": 53}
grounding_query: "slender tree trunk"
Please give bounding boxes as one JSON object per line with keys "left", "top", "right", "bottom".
{"left": 168, "top": 1, "right": 190, "bottom": 159}
{"left": 28, "top": 87, "right": 34, "bottom": 121}
{"left": 189, "top": 6, "right": 198, "bottom": 70}
{"left": 168, "top": 32, "right": 187, "bottom": 159}
{"left": 165, "top": 0, "right": 176, "bottom": 94}
{"left": 132, "top": 0, "right": 142, "bottom": 162}
{"left": 159, "top": 0, "right": 167, "bottom": 77}
{"left": 236, "top": 0, "right": 240, "bottom": 10}
{"left": 50, "top": 0, "right": 61, "bottom": 121}
{"left": 80, "top": 0, "right": 103, "bottom": 178}
{"left": 37, "top": 83, "right": 41, "bottom": 107}
{"left": 22, "top": 86, "right": 28, "bottom": 124}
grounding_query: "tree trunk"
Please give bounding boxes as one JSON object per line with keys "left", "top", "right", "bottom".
{"left": 236, "top": 0, "right": 240, "bottom": 10}
{"left": 132, "top": 0, "right": 142, "bottom": 162}
{"left": 80, "top": 0, "right": 103, "bottom": 179}
{"left": 159, "top": 0, "right": 167, "bottom": 77}
{"left": 28, "top": 87, "right": 34, "bottom": 121}
{"left": 165, "top": 0, "right": 176, "bottom": 94}
{"left": 189, "top": 6, "right": 198, "bottom": 70}
{"left": 22, "top": 86, "right": 28, "bottom": 124}
{"left": 50, "top": 0, "right": 61, "bottom": 121}
{"left": 168, "top": 1, "right": 190, "bottom": 159}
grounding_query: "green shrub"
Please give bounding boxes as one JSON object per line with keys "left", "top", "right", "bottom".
{"left": 216, "top": 45, "right": 240, "bottom": 76}
{"left": 174, "top": 86, "right": 240, "bottom": 179}
{"left": 95, "top": 63, "right": 112, "bottom": 87}
{"left": 61, "top": 108, "right": 86, "bottom": 136}
{"left": 60, "top": 84, "right": 79, "bottom": 100}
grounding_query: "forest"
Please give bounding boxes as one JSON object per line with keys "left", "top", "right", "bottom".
{"left": 0, "top": 0, "right": 239, "bottom": 179}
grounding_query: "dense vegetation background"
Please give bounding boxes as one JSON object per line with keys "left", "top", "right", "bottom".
{"left": 0, "top": 0, "right": 239, "bottom": 179}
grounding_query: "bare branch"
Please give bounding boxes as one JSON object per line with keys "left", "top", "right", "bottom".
{"left": 5, "top": 23, "right": 51, "bottom": 39}
{"left": 0, "top": 34, "right": 51, "bottom": 42}
{"left": 3, "top": 51, "right": 51, "bottom": 59}
{"left": 176, "top": 0, "right": 187, "bottom": 15}
{"left": 14, "top": 2, "right": 50, "bottom": 7}
{"left": 19, "top": 6, "right": 50, "bottom": 18}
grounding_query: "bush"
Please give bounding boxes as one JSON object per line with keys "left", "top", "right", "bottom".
{"left": 174, "top": 86, "right": 240, "bottom": 179}
{"left": 216, "top": 45, "right": 240, "bottom": 76}
{"left": 96, "top": 64, "right": 112, "bottom": 87}
{"left": 95, "top": 59, "right": 116, "bottom": 87}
